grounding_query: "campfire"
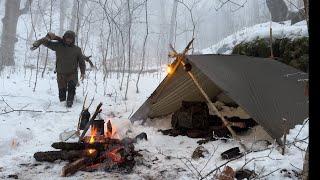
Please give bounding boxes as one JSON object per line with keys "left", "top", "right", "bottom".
{"left": 33, "top": 103, "right": 146, "bottom": 177}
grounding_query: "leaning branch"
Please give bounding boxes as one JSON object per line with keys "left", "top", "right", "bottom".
{"left": 214, "top": 0, "right": 247, "bottom": 12}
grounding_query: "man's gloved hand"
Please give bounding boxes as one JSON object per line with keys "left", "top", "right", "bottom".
{"left": 46, "top": 32, "right": 56, "bottom": 40}
{"left": 30, "top": 37, "right": 49, "bottom": 51}
{"left": 80, "top": 73, "right": 85, "bottom": 81}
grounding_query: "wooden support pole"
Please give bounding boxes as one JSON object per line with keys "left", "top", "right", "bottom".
{"left": 150, "top": 39, "right": 194, "bottom": 104}
{"left": 180, "top": 60, "right": 247, "bottom": 151}
{"left": 282, "top": 118, "right": 287, "bottom": 155}
{"left": 269, "top": 22, "right": 274, "bottom": 58}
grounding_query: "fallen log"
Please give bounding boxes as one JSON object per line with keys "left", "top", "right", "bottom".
{"left": 34, "top": 150, "right": 84, "bottom": 162}
{"left": 61, "top": 157, "right": 95, "bottom": 177}
{"left": 52, "top": 140, "right": 122, "bottom": 151}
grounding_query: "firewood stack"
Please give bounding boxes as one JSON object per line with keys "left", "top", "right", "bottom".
{"left": 34, "top": 134, "right": 144, "bottom": 176}
{"left": 33, "top": 103, "right": 146, "bottom": 177}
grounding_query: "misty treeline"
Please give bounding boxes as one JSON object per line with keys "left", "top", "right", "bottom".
{"left": 0, "top": 0, "right": 307, "bottom": 95}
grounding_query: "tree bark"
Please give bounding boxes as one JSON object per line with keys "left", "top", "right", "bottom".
{"left": 169, "top": 0, "right": 178, "bottom": 49}
{"left": 51, "top": 140, "right": 122, "bottom": 151}
{"left": 41, "top": 0, "right": 54, "bottom": 78}
{"left": 59, "top": 0, "right": 66, "bottom": 35}
{"left": 33, "top": 150, "right": 85, "bottom": 162}
{"left": 124, "top": 0, "right": 132, "bottom": 100}
{"left": 266, "top": 0, "right": 288, "bottom": 22}
{"left": 69, "top": 0, "right": 78, "bottom": 31}
{"left": 136, "top": 0, "right": 149, "bottom": 93}
{"left": 303, "top": 0, "right": 309, "bottom": 28}
{"left": 0, "top": 0, "right": 25, "bottom": 66}
{"left": 75, "top": 0, "right": 86, "bottom": 42}
{"left": 61, "top": 157, "right": 95, "bottom": 177}
{"left": 302, "top": 145, "right": 309, "bottom": 180}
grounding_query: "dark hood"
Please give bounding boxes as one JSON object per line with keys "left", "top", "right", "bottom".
{"left": 63, "top": 30, "right": 76, "bottom": 45}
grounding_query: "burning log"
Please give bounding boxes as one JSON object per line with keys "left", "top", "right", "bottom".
{"left": 51, "top": 140, "right": 122, "bottom": 151}
{"left": 61, "top": 157, "right": 96, "bottom": 177}
{"left": 34, "top": 150, "right": 85, "bottom": 162}
{"left": 33, "top": 100, "right": 146, "bottom": 176}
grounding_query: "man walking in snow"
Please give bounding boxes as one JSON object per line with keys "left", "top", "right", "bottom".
{"left": 31, "top": 30, "right": 88, "bottom": 107}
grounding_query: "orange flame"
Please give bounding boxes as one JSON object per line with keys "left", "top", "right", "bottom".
{"left": 89, "top": 135, "right": 95, "bottom": 144}
{"left": 90, "top": 127, "right": 97, "bottom": 136}
{"left": 89, "top": 127, "right": 98, "bottom": 144}
{"left": 166, "top": 64, "right": 172, "bottom": 74}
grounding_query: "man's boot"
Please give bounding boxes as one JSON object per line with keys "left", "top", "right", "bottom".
{"left": 66, "top": 80, "right": 76, "bottom": 107}
{"left": 59, "top": 88, "right": 66, "bottom": 102}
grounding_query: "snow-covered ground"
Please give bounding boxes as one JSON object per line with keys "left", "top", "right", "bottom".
{"left": 200, "top": 20, "right": 308, "bottom": 55}
{"left": 0, "top": 65, "right": 308, "bottom": 179}
{"left": 0, "top": 18, "right": 309, "bottom": 179}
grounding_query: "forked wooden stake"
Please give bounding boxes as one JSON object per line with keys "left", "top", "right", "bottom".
{"left": 150, "top": 39, "right": 194, "bottom": 103}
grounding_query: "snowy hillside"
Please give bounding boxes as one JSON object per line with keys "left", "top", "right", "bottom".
{"left": 201, "top": 20, "right": 308, "bottom": 55}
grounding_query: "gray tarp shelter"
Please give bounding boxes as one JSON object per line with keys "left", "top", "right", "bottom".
{"left": 130, "top": 54, "right": 309, "bottom": 141}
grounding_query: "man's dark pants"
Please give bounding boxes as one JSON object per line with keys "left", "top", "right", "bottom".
{"left": 57, "top": 73, "right": 78, "bottom": 106}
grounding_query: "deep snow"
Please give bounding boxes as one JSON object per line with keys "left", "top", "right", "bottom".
{"left": 200, "top": 20, "right": 308, "bottom": 55}
{"left": 0, "top": 67, "right": 308, "bottom": 180}
{"left": 0, "top": 20, "right": 309, "bottom": 179}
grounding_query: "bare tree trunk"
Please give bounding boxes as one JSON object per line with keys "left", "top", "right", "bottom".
{"left": 266, "top": 0, "right": 288, "bottom": 22}
{"left": 27, "top": 1, "right": 42, "bottom": 44}
{"left": 0, "top": 0, "right": 31, "bottom": 67}
{"left": 136, "top": 0, "right": 149, "bottom": 93}
{"left": 159, "top": 0, "right": 167, "bottom": 64}
{"left": 41, "top": 0, "right": 54, "bottom": 78}
{"left": 252, "top": 0, "right": 260, "bottom": 24}
{"left": 169, "top": 0, "right": 178, "bottom": 49}
{"left": 98, "top": 1, "right": 126, "bottom": 90}
{"left": 59, "top": 0, "right": 66, "bottom": 35}
{"left": 102, "top": 14, "right": 112, "bottom": 83}
{"left": 302, "top": 145, "right": 309, "bottom": 180}
{"left": 124, "top": 0, "right": 132, "bottom": 100}
{"left": 75, "top": 0, "right": 86, "bottom": 45}
{"left": 303, "top": 0, "right": 309, "bottom": 28}
{"left": 29, "top": 0, "right": 39, "bottom": 92}
{"left": 69, "top": 0, "right": 78, "bottom": 31}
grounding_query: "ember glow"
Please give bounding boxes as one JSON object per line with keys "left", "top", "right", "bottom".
{"left": 166, "top": 64, "right": 172, "bottom": 74}
{"left": 107, "top": 147, "right": 125, "bottom": 163}
{"left": 87, "top": 127, "right": 97, "bottom": 155}
{"left": 88, "top": 149, "right": 95, "bottom": 154}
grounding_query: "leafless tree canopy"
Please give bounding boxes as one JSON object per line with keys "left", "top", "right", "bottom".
{"left": 0, "top": 0, "right": 307, "bottom": 91}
